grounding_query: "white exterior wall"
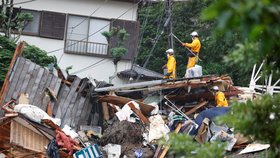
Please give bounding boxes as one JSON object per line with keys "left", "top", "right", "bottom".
{"left": 14, "top": 0, "right": 138, "bottom": 85}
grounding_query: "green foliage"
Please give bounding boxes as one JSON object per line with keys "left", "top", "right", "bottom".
{"left": 101, "top": 27, "right": 118, "bottom": 42}
{"left": 102, "top": 27, "right": 129, "bottom": 65}
{"left": 0, "top": 2, "right": 33, "bottom": 41}
{"left": 199, "top": 0, "right": 280, "bottom": 157}
{"left": 201, "top": 0, "right": 280, "bottom": 77}
{"left": 137, "top": 0, "right": 250, "bottom": 85}
{"left": 0, "top": 35, "right": 16, "bottom": 50}
{"left": 161, "top": 133, "right": 225, "bottom": 158}
{"left": 217, "top": 94, "right": 280, "bottom": 157}
{"left": 0, "top": 49, "right": 13, "bottom": 85}
{"left": 23, "top": 44, "right": 56, "bottom": 67}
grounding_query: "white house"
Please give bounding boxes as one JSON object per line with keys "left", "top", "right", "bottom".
{"left": 13, "top": 0, "right": 140, "bottom": 85}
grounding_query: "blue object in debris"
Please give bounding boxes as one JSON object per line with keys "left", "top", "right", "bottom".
{"left": 135, "top": 148, "right": 143, "bottom": 158}
{"left": 73, "top": 144, "right": 102, "bottom": 158}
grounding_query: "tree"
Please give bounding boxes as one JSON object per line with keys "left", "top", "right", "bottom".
{"left": 0, "top": 0, "right": 33, "bottom": 42}
{"left": 201, "top": 0, "right": 280, "bottom": 156}
{"left": 136, "top": 0, "right": 250, "bottom": 86}
{"left": 102, "top": 27, "right": 129, "bottom": 83}
{"left": 167, "top": 0, "right": 280, "bottom": 157}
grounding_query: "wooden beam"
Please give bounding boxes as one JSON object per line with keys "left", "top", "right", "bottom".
{"left": 185, "top": 101, "right": 208, "bottom": 116}
{"left": 128, "top": 102, "right": 149, "bottom": 125}
{"left": 102, "top": 102, "right": 110, "bottom": 121}
{"left": 99, "top": 95, "right": 155, "bottom": 116}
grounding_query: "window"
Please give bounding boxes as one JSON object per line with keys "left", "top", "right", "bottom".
{"left": 22, "top": 10, "right": 41, "bottom": 35}
{"left": 18, "top": 9, "right": 66, "bottom": 39}
{"left": 65, "top": 15, "right": 110, "bottom": 56}
{"left": 40, "top": 11, "right": 66, "bottom": 39}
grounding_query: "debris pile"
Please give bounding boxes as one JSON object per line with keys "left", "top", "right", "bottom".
{"left": 0, "top": 43, "right": 270, "bottom": 157}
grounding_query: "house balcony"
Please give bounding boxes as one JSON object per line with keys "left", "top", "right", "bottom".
{"left": 64, "top": 39, "right": 108, "bottom": 56}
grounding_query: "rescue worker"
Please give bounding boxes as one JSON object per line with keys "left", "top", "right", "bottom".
{"left": 162, "top": 48, "right": 176, "bottom": 79}
{"left": 211, "top": 86, "right": 228, "bottom": 107}
{"left": 182, "top": 31, "right": 201, "bottom": 69}
{"left": 190, "top": 86, "right": 230, "bottom": 135}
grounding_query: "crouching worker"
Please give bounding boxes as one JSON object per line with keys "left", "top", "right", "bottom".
{"left": 190, "top": 86, "right": 230, "bottom": 136}
{"left": 162, "top": 48, "right": 176, "bottom": 79}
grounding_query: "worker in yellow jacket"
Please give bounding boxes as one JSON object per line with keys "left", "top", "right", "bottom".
{"left": 162, "top": 48, "right": 176, "bottom": 79}
{"left": 211, "top": 86, "right": 228, "bottom": 107}
{"left": 182, "top": 31, "right": 201, "bottom": 69}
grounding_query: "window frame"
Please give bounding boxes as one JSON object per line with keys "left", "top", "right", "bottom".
{"left": 21, "top": 8, "right": 42, "bottom": 36}
{"left": 64, "top": 14, "right": 111, "bottom": 57}
{"left": 39, "top": 10, "right": 67, "bottom": 40}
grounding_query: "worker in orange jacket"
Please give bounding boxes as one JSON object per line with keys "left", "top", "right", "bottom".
{"left": 162, "top": 48, "right": 176, "bottom": 79}
{"left": 211, "top": 86, "right": 228, "bottom": 107}
{"left": 182, "top": 31, "right": 201, "bottom": 69}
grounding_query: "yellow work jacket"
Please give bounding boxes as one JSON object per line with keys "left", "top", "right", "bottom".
{"left": 215, "top": 91, "right": 228, "bottom": 107}
{"left": 184, "top": 37, "right": 201, "bottom": 53}
{"left": 166, "top": 55, "right": 176, "bottom": 79}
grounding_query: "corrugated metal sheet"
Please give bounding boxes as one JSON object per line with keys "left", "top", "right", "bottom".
{"left": 10, "top": 118, "right": 49, "bottom": 152}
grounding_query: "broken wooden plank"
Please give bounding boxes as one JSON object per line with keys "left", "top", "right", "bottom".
{"left": 19, "top": 61, "right": 36, "bottom": 95}
{"left": 4, "top": 57, "right": 25, "bottom": 103}
{"left": 28, "top": 66, "right": 45, "bottom": 104}
{"left": 102, "top": 102, "right": 110, "bottom": 121}
{"left": 53, "top": 78, "right": 62, "bottom": 96}
{"left": 55, "top": 85, "right": 70, "bottom": 118}
{"left": 185, "top": 101, "right": 208, "bottom": 116}
{"left": 69, "top": 94, "right": 82, "bottom": 127}
{"left": 99, "top": 95, "right": 155, "bottom": 116}
{"left": 128, "top": 102, "right": 149, "bottom": 125}
{"left": 32, "top": 69, "right": 50, "bottom": 107}
{"left": 78, "top": 94, "right": 91, "bottom": 126}
{"left": 40, "top": 92, "right": 51, "bottom": 112}
{"left": 25, "top": 64, "right": 40, "bottom": 102}
{"left": 1, "top": 57, "right": 20, "bottom": 107}
{"left": 12, "top": 59, "right": 31, "bottom": 100}
{"left": 72, "top": 96, "right": 86, "bottom": 128}
{"left": 61, "top": 92, "right": 78, "bottom": 126}
{"left": 47, "top": 102, "right": 52, "bottom": 116}
{"left": 60, "top": 78, "right": 81, "bottom": 123}
{"left": 49, "top": 76, "right": 58, "bottom": 91}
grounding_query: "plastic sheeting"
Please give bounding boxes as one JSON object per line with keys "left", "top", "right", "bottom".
{"left": 14, "top": 104, "right": 61, "bottom": 126}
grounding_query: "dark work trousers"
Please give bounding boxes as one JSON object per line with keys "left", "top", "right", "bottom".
{"left": 190, "top": 107, "right": 230, "bottom": 135}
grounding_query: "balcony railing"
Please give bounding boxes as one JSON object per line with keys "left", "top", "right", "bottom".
{"left": 65, "top": 39, "right": 108, "bottom": 56}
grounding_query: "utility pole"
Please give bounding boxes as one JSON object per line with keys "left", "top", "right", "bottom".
{"left": 167, "top": 0, "right": 174, "bottom": 50}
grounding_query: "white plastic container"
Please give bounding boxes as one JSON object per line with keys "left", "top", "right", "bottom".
{"left": 185, "top": 65, "right": 202, "bottom": 78}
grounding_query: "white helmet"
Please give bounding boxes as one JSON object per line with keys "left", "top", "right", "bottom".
{"left": 212, "top": 86, "right": 219, "bottom": 91}
{"left": 190, "top": 31, "right": 198, "bottom": 37}
{"left": 166, "top": 48, "right": 174, "bottom": 54}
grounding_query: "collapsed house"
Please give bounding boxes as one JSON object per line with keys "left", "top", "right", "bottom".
{"left": 0, "top": 43, "right": 269, "bottom": 158}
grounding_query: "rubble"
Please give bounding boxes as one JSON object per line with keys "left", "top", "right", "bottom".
{"left": 0, "top": 43, "right": 269, "bottom": 157}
